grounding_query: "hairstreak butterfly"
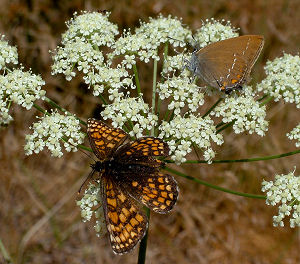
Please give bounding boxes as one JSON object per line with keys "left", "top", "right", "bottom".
{"left": 186, "top": 35, "right": 264, "bottom": 94}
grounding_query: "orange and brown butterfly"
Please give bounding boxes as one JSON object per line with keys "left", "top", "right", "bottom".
{"left": 86, "top": 118, "right": 179, "bottom": 254}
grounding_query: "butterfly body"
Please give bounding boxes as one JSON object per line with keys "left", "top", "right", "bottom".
{"left": 187, "top": 35, "right": 264, "bottom": 94}
{"left": 86, "top": 118, "right": 178, "bottom": 254}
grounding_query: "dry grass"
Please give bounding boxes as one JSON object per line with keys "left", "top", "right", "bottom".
{"left": 0, "top": 0, "right": 299, "bottom": 263}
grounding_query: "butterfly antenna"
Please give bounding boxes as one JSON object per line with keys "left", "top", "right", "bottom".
{"left": 78, "top": 168, "right": 95, "bottom": 194}
{"left": 77, "top": 147, "right": 96, "bottom": 162}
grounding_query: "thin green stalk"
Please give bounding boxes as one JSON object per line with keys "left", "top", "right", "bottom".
{"left": 164, "top": 167, "right": 266, "bottom": 199}
{"left": 259, "top": 95, "right": 274, "bottom": 106}
{"left": 133, "top": 64, "right": 142, "bottom": 96}
{"left": 0, "top": 238, "right": 13, "bottom": 264}
{"left": 98, "top": 93, "right": 108, "bottom": 105}
{"left": 151, "top": 58, "right": 158, "bottom": 136}
{"left": 202, "top": 98, "right": 223, "bottom": 118}
{"left": 216, "top": 120, "right": 235, "bottom": 134}
{"left": 137, "top": 207, "right": 150, "bottom": 264}
{"left": 33, "top": 103, "right": 49, "bottom": 115}
{"left": 165, "top": 149, "right": 300, "bottom": 164}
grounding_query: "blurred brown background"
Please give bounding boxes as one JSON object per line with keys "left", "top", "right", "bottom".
{"left": 0, "top": 0, "right": 299, "bottom": 263}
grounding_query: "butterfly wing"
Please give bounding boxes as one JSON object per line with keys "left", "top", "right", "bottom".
{"left": 87, "top": 118, "right": 128, "bottom": 161}
{"left": 113, "top": 138, "right": 178, "bottom": 213}
{"left": 114, "top": 137, "right": 169, "bottom": 166}
{"left": 101, "top": 175, "right": 148, "bottom": 255}
{"left": 117, "top": 168, "right": 179, "bottom": 214}
{"left": 195, "top": 35, "right": 264, "bottom": 92}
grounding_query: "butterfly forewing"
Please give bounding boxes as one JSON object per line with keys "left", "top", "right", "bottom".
{"left": 114, "top": 137, "right": 170, "bottom": 163}
{"left": 87, "top": 118, "right": 128, "bottom": 161}
{"left": 101, "top": 176, "right": 148, "bottom": 254}
{"left": 195, "top": 35, "right": 264, "bottom": 92}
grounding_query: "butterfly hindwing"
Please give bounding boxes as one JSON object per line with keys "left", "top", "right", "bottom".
{"left": 116, "top": 167, "right": 179, "bottom": 214}
{"left": 87, "top": 118, "right": 128, "bottom": 161}
{"left": 101, "top": 176, "right": 148, "bottom": 254}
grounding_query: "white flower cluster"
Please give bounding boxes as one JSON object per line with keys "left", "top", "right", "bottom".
{"left": 211, "top": 87, "right": 269, "bottom": 136}
{"left": 0, "top": 69, "right": 46, "bottom": 125}
{"left": 287, "top": 123, "right": 300, "bottom": 147}
{"left": 84, "top": 65, "right": 134, "bottom": 100}
{"left": 101, "top": 96, "right": 158, "bottom": 138}
{"left": 157, "top": 76, "right": 204, "bottom": 114}
{"left": 257, "top": 53, "right": 300, "bottom": 108}
{"left": 51, "top": 38, "right": 105, "bottom": 81}
{"left": 194, "top": 18, "right": 239, "bottom": 48}
{"left": 24, "top": 110, "right": 85, "bottom": 157}
{"left": 162, "top": 53, "right": 186, "bottom": 75}
{"left": 62, "top": 11, "right": 118, "bottom": 48}
{"left": 0, "top": 35, "right": 18, "bottom": 70}
{"left": 159, "top": 115, "right": 223, "bottom": 164}
{"left": 109, "top": 14, "right": 191, "bottom": 64}
{"left": 262, "top": 169, "right": 300, "bottom": 228}
{"left": 76, "top": 183, "right": 106, "bottom": 236}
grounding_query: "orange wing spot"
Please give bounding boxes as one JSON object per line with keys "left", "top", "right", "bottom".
{"left": 95, "top": 140, "right": 104, "bottom": 146}
{"left": 120, "top": 234, "right": 126, "bottom": 242}
{"left": 137, "top": 227, "right": 142, "bottom": 233}
{"left": 142, "top": 148, "right": 149, "bottom": 152}
{"left": 111, "top": 131, "right": 118, "bottom": 136}
{"left": 149, "top": 183, "right": 155, "bottom": 188}
{"left": 125, "top": 223, "right": 133, "bottom": 232}
{"left": 152, "top": 190, "right": 158, "bottom": 195}
{"left": 116, "top": 236, "right": 121, "bottom": 243}
{"left": 153, "top": 201, "right": 159, "bottom": 206}
{"left": 237, "top": 74, "right": 241, "bottom": 79}
{"left": 129, "top": 239, "right": 133, "bottom": 244}
{"left": 107, "top": 198, "right": 117, "bottom": 207}
{"left": 117, "top": 193, "right": 126, "bottom": 203}
{"left": 160, "top": 205, "right": 167, "bottom": 210}
{"left": 120, "top": 244, "right": 125, "bottom": 248}
{"left": 129, "top": 206, "right": 136, "bottom": 213}
{"left": 169, "top": 193, "right": 174, "bottom": 199}
{"left": 142, "top": 196, "right": 150, "bottom": 201}
{"left": 119, "top": 213, "right": 126, "bottom": 223}
{"left": 132, "top": 181, "right": 138, "bottom": 187}
{"left": 158, "top": 177, "right": 164, "bottom": 183}
{"left": 231, "top": 79, "right": 238, "bottom": 84}
{"left": 108, "top": 212, "right": 119, "bottom": 224}
{"left": 159, "top": 185, "right": 165, "bottom": 190}
{"left": 148, "top": 178, "right": 153, "bottom": 182}
{"left": 102, "top": 133, "right": 108, "bottom": 137}
{"left": 158, "top": 197, "right": 165, "bottom": 203}
{"left": 153, "top": 151, "right": 160, "bottom": 155}
{"left": 166, "top": 185, "right": 171, "bottom": 191}
{"left": 136, "top": 214, "right": 144, "bottom": 222}
{"left": 143, "top": 187, "right": 150, "bottom": 193}
{"left": 110, "top": 224, "right": 115, "bottom": 231}
{"left": 118, "top": 134, "right": 126, "bottom": 138}
{"left": 107, "top": 135, "right": 113, "bottom": 140}
{"left": 147, "top": 193, "right": 156, "bottom": 199}
{"left": 161, "top": 191, "right": 168, "bottom": 198}
{"left": 122, "top": 208, "right": 130, "bottom": 217}
{"left": 126, "top": 151, "right": 132, "bottom": 155}
{"left": 107, "top": 143, "right": 115, "bottom": 148}
{"left": 130, "top": 218, "right": 139, "bottom": 226}
{"left": 151, "top": 147, "right": 158, "bottom": 150}
{"left": 166, "top": 200, "right": 171, "bottom": 206}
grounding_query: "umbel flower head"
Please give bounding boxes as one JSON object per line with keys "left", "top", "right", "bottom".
{"left": 24, "top": 110, "right": 85, "bottom": 157}
{"left": 262, "top": 169, "right": 300, "bottom": 228}
{"left": 287, "top": 123, "right": 300, "bottom": 147}
{"left": 257, "top": 53, "right": 300, "bottom": 108}
{"left": 0, "top": 38, "right": 45, "bottom": 125}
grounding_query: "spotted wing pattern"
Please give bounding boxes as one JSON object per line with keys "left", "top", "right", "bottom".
{"left": 119, "top": 169, "right": 178, "bottom": 214}
{"left": 87, "top": 118, "right": 128, "bottom": 161}
{"left": 115, "top": 137, "right": 169, "bottom": 163}
{"left": 101, "top": 176, "right": 148, "bottom": 255}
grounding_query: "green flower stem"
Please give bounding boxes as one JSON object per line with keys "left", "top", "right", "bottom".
{"left": 259, "top": 95, "right": 274, "bottom": 106}
{"left": 164, "top": 167, "right": 266, "bottom": 199}
{"left": 0, "top": 237, "right": 12, "bottom": 264}
{"left": 202, "top": 98, "right": 223, "bottom": 118}
{"left": 133, "top": 64, "right": 142, "bottom": 96}
{"left": 98, "top": 93, "right": 108, "bottom": 105}
{"left": 44, "top": 97, "right": 86, "bottom": 126}
{"left": 151, "top": 58, "right": 158, "bottom": 136}
{"left": 137, "top": 207, "right": 150, "bottom": 264}
{"left": 216, "top": 120, "right": 235, "bottom": 133}
{"left": 165, "top": 149, "right": 300, "bottom": 164}
{"left": 33, "top": 103, "right": 49, "bottom": 116}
